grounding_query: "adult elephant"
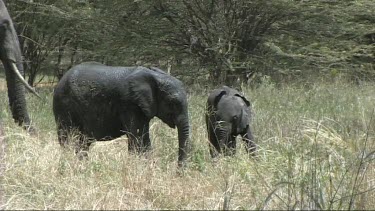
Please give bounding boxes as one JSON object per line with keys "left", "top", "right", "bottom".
{"left": 53, "top": 62, "right": 191, "bottom": 167}
{"left": 206, "top": 86, "right": 256, "bottom": 158}
{"left": 0, "top": 0, "right": 39, "bottom": 132}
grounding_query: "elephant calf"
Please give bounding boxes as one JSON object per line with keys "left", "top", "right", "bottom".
{"left": 53, "top": 62, "right": 190, "bottom": 167}
{"left": 205, "top": 86, "right": 256, "bottom": 157}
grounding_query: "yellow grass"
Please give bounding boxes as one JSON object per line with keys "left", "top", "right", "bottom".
{"left": 0, "top": 82, "right": 374, "bottom": 210}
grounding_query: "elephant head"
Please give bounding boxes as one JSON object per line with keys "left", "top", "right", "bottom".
{"left": 214, "top": 91, "right": 250, "bottom": 134}
{"left": 206, "top": 86, "right": 256, "bottom": 157}
{"left": 128, "top": 69, "right": 191, "bottom": 167}
{"left": 0, "top": 0, "right": 39, "bottom": 131}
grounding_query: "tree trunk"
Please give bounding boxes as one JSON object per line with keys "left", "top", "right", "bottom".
{"left": 56, "top": 37, "right": 69, "bottom": 80}
{"left": 210, "top": 66, "right": 228, "bottom": 86}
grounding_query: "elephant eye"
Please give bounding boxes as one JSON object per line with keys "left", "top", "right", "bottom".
{"left": 232, "top": 116, "right": 238, "bottom": 122}
{"left": 173, "top": 103, "right": 181, "bottom": 111}
{"left": 168, "top": 99, "right": 180, "bottom": 110}
{"left": 0, "top": 20, "right": 10, "bottom": 29}
{"left": 165, "top": 101, "right": 174, "bottom": 110}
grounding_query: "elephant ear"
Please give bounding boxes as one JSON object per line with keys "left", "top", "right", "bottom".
{"left": 214, "top": 90, "right": 227, "bottom": 108}
{"left": 234, "top": 94, "right": 251, "bottom": 107}
{"left": 129, "top": 72, "right": 157, "bottom": 118}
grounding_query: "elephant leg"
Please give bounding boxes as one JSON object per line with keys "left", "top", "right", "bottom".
{"left": 140, "top": 121, "right": 151, "bottom": 152}
{"left": 207, "top": 117, "right": 221, "bottom": 158}
{"left": 127, "top": 130, "right": 140, "bottom": 153}
{"left": 56, "top": 119, "right": 72, "bottom": 148}
{"left": 75, "top": 135, "right": 92, "bottom": 160}
{"left": 122, "top": 112, "right": 147, "bottom": 153}
{"left": 226, "top": 135, "right": 237, "bottom": 156}
{"left": 208, "top": 136, "right": 220, "bottom": 159}
{"left": 242, "top": 126, "right": 256, "bottom": 155}
{"left": 57, "top": 126, "right": 69, "bottom": 148}
{"left": 121, "top": 114, "right": 139, "bottom": 153}
{"left": 57, "top": 119, "right": 92, "bottom": 160}
{"left": 56, "top": 116, "right": 79, "bottom": 148}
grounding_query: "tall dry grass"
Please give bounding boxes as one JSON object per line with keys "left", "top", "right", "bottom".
{"left": 0, "top": 81, "right": 374, "bottom": 210}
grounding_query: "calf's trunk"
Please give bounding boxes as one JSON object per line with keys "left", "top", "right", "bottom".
{"left": 176, "top": 115, "right": 190, "bottom": 168}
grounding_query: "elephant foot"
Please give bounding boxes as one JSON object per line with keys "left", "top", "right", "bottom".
{"left": 209, "top": 148, "right": 221, "bottom": 163}
{"left": 209, "top": 145, "right": 220, "bottom": 158}
{"left": 75, "top": 139, "right": 91, "bottom": 160}
{"left": 128, "top": 138, "right": 152, "bottom": 154}
{"left": 246, "top": 145, "right": 257, "bottom": 157}
{"left": 24, "top": 125, "right": 37, "bottom": 137}
{"left": 210, "top": 151, "right": 219, "bottom": 158}
{"left": 129, "top": 146, "right": 152, "bottom": 159}
{"left": 128, "top": 138, "right": 140, "bottom": 152}
{"left": 223, "top": 148, "right": 236, "bottom": 157}
{"left": 141, "top": 137, "right": 151, "bottom": 150}
{"left": 140, "top": 145, "right": 152, "bottom": 153}
{"left": 248, "top": 150, "right": 257, "bottom": 159}
{"left": 210, "top": 156, "right": 220, "bottom": 167}
{"left": 76, "top": 150, "right": 89, "bottom": 160}
{"left": 176, "top": 165, "right": 187, "bottom": 176}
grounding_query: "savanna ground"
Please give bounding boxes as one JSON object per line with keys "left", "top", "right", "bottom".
{"left": 0, "top": 80, "right": 374, "bottom": 210}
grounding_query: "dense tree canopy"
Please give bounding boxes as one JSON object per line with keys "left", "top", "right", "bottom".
{"left": 5, "top": 0, "right": 374, "bottom": 86}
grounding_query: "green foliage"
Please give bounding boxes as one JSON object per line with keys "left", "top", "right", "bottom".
{"left": 153, "top": 0, "right": 291, "bottom": 85}
{"left": 261, "top": 0, "right": 375, "bottom": 83}
{"left": 4, "top": 0, "right": 375, "bottom": 85}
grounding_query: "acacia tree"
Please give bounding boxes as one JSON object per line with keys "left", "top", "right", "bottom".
{"left": 8, "top": 0, "right": 101, "bottom": 85}
{"left": 154, "top": 0, "right": 290, "bottom": 85}
{"left": 9, "top": 0, "right": 73, "bottom": 85}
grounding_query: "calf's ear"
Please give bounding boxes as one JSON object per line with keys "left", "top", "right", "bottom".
{"left": 214, "top": 90, "right": 227, "bottom": 108}
{"left": 235, "top": 94, "right": 251, "bottom": 107}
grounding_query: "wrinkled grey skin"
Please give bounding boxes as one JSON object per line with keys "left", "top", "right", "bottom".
{"left": 206, "top": 86, "right": 256, "bottom": 157}
{"left": 0, "top": 0, "right": 35, "bottom": 132}
{"left": 53, "top": 62, "right": 191, "bottom": 167}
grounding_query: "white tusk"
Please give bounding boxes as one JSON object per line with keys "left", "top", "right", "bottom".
{"left": 10, "top": 62, "right": 41, "bottom": 98}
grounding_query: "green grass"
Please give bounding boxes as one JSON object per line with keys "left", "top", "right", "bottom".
{"left": 0, "top": 81, "right": 374, "bottom": 209}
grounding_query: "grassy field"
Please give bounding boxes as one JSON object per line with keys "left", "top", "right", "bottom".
{"left": 0, "top": 81, "right": 374, "bottom": 210}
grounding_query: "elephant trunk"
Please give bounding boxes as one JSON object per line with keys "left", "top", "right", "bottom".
{"left": 176, "top": 114, "right": 191, "bottom": 168}
{"left": 3, "top": 60, "right": 32, "bottom": 130}
{"left": 217, "top": 125, "right": 229, "bottom": 151}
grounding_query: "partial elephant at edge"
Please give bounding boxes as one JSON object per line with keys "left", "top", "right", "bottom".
{"left": 0, "top": 0, "right": 39, "bottom": 133}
